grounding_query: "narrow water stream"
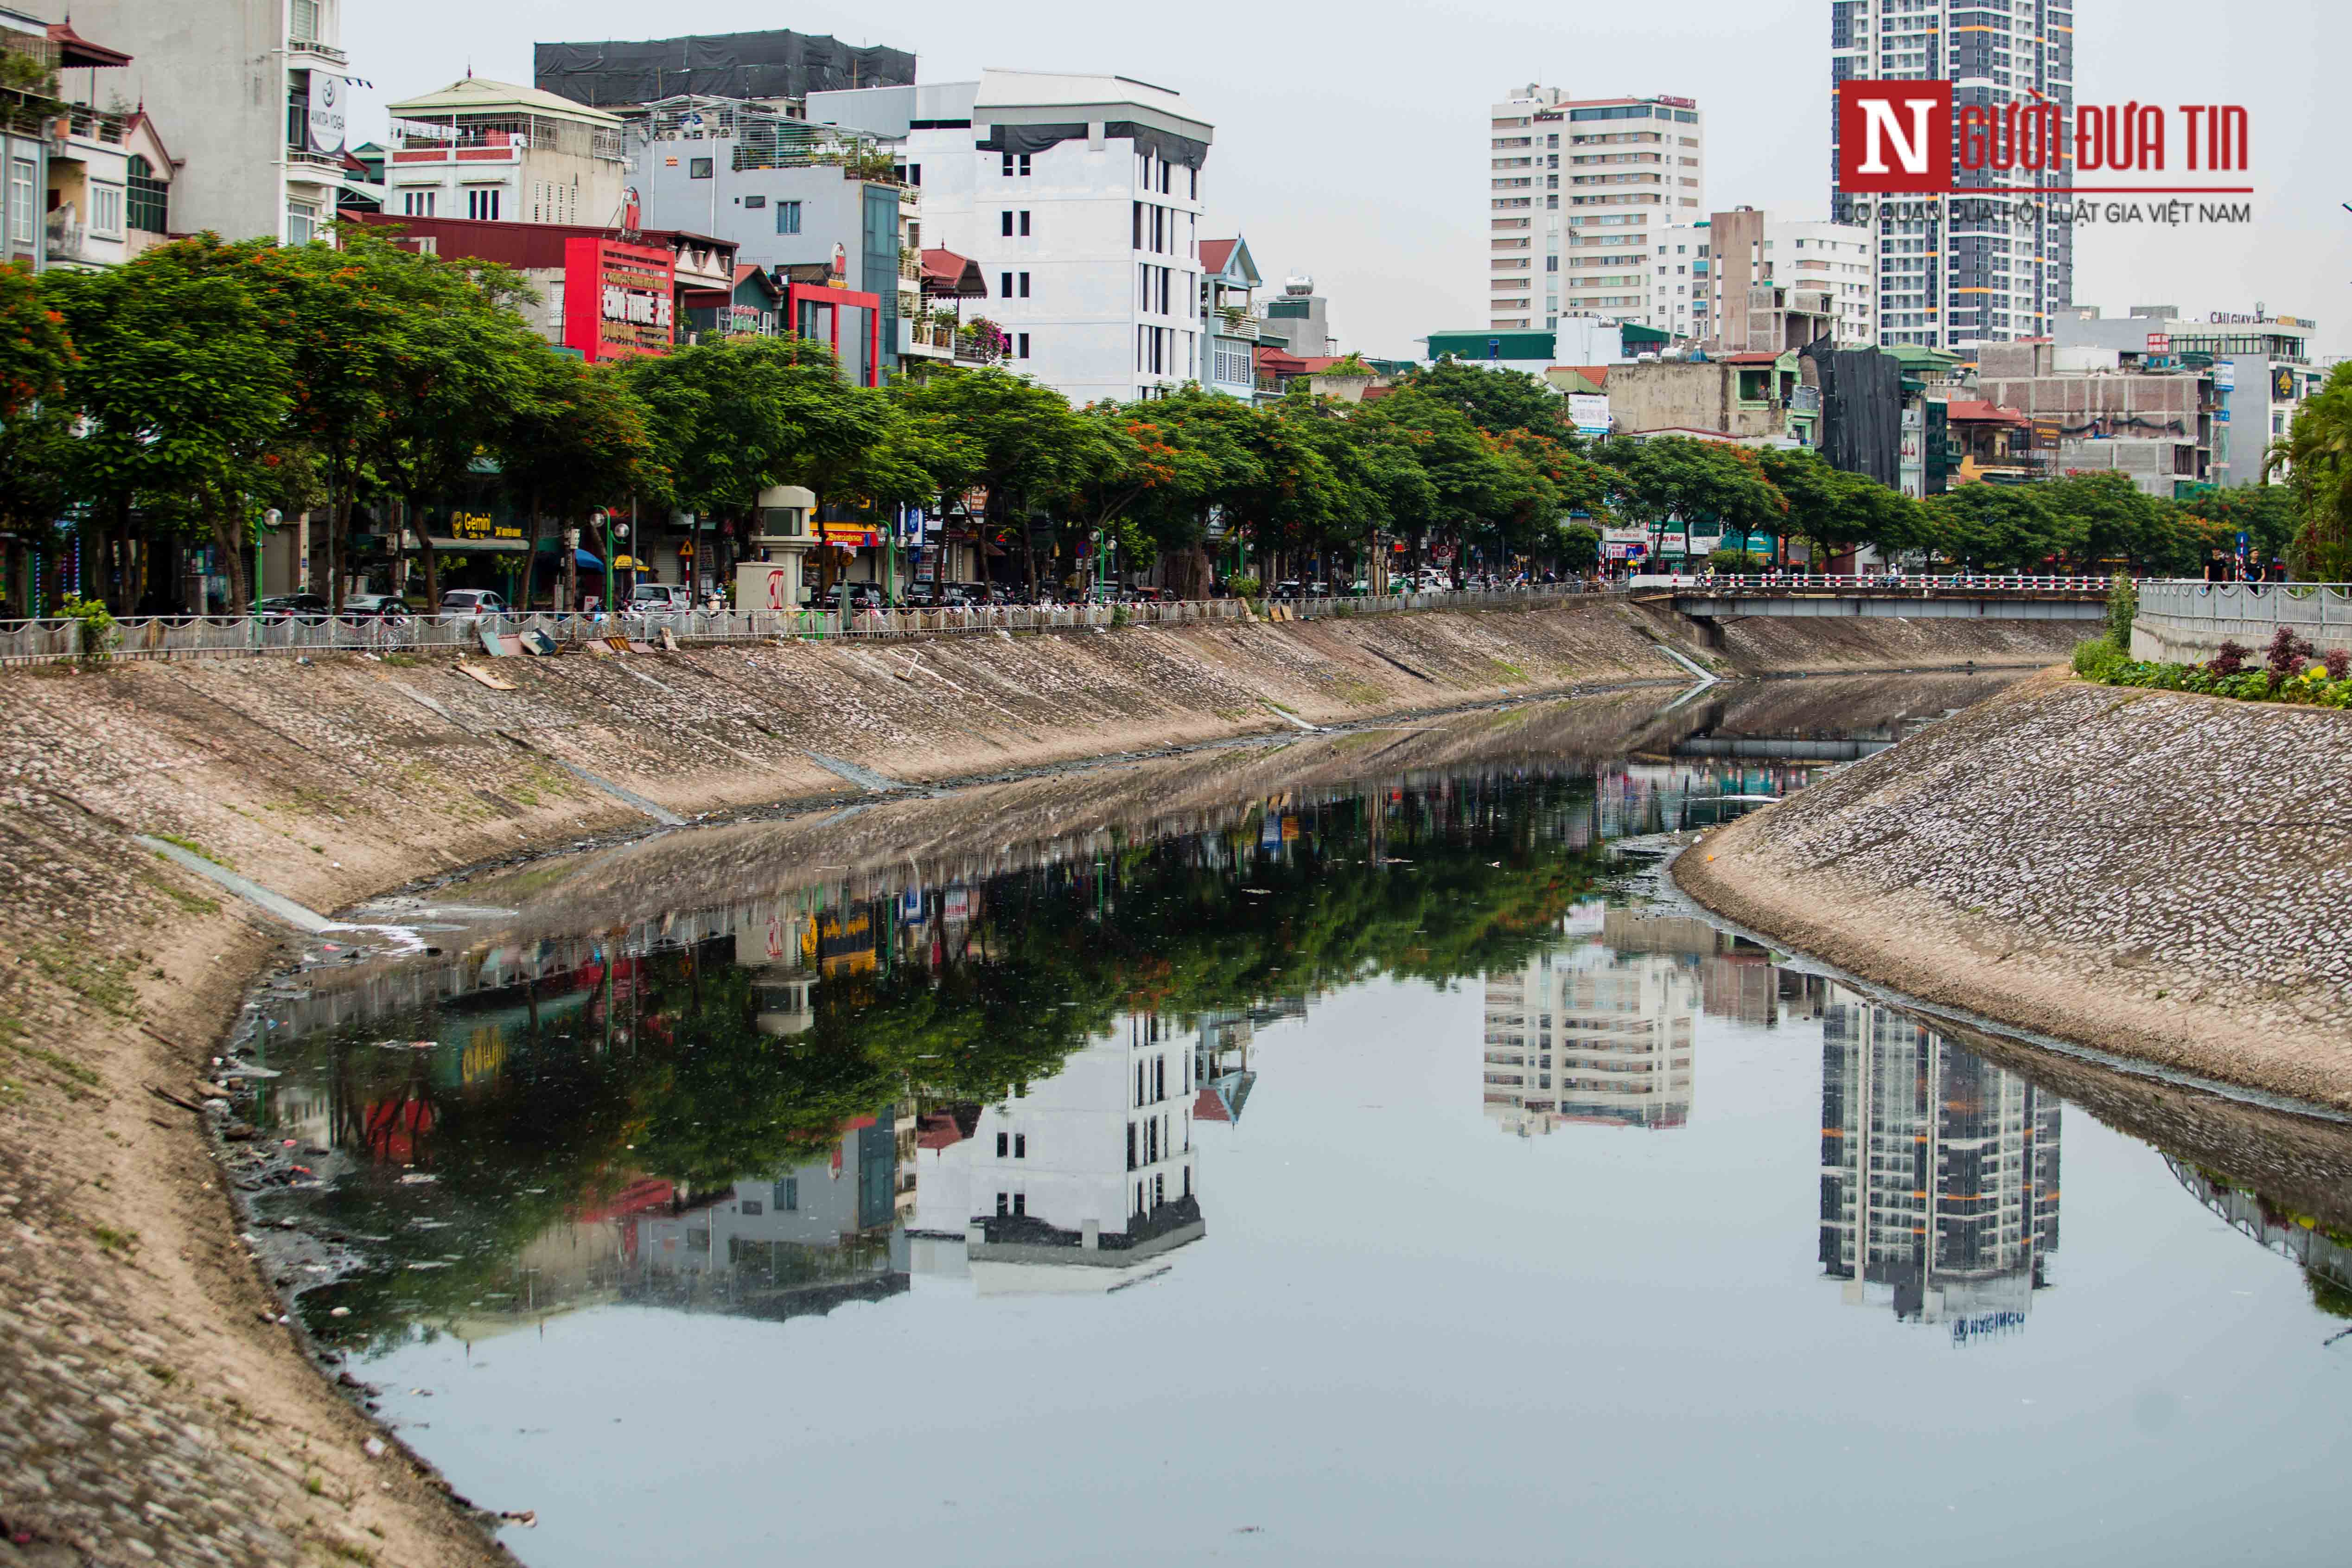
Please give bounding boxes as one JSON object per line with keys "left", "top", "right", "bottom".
{"left": 233, "top": 679, "right": 2352, "bottom": 1567}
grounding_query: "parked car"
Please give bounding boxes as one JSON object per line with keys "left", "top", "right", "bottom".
{"left": 1302, "top": 581, "right": 1332, "bottom": 599}
{"left": 255, "top": 592, "right": 331, "bottom": 623}
{"left": 628, "top": 583, "right": 693, "bottom": 612}
{"left": 340, "top": 594, "right": 414, "bottom": 620}
{"left": 822, "top": 582, "right": 886, "bottom": 613}
{"left": 1272, "top": 580, "right": 1303, "bottom": 602}
{"left": 438, "top": 589, "right": 508, "bottom": 620}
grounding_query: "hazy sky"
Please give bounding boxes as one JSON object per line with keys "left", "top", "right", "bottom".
{"left": 326, "top": 0, "right": 2348, "bottom": 360}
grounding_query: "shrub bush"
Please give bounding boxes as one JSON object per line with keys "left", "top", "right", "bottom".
{"left": 2105, "top": 574, "right": 2138, "bottom": 649}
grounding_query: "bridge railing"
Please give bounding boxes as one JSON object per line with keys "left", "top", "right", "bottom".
{"left": 1653, "top": 573, "right": 2121, "bottom": 594}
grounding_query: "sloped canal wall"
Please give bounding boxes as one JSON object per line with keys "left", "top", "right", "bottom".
{"left": 1677, "top": 674, "right": 2352, "bottom": 1112}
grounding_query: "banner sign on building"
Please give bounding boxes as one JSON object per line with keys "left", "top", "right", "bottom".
{"left": 561, "top": 238, "right": 676, "bottom": 363}
{"left": 1568, "top": 394, "right": 1611, "bottom": 436}
{"left": 306, "top": 73, "right": 348, "bottom": 155}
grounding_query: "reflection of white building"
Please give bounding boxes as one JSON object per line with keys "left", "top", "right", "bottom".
{"left": 1482, "top": 943, "right": 1696, "bottom": 1134}
{"left": 910, "top": 1013, "right": 1203, "bottom": 1293}
{"left": 1819, "top": 986, "right": 2060, "bottom": 1339}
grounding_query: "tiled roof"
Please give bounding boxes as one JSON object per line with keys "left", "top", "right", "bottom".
{"left": 1944, "top": 398, "right": 2030, "bottom": 425}
{"left": 1200, "top": 239, "right": 1238, "bottom": 273}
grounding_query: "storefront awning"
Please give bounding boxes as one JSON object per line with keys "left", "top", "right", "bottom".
{"left": 427, "top": 536, "right": 528, "bottom": 555}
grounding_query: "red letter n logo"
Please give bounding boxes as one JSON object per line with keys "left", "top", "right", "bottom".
{"left": 1839, "top": 80, "right": 1953, "bottom": 193}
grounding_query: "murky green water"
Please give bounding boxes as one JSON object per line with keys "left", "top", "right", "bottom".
{"left": 237, "top": 683, "right": 2352, "bottom": 1567}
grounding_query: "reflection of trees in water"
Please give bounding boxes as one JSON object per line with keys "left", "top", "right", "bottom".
{"left": 278, "top": 771, "right": 1619, "bottom": 1350}
{"left": 2163, "top": 1157, "right": 2352, "bottom": 1322}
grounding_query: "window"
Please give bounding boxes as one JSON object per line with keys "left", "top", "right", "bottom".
{"left": 744, "top": 194, "right": 766, "bottom": 210}
{"left": 126, "top": 155, "right": 169, "bottom": 233}
{"left": 1018, "top": 271, "right": 1030, "bottom": 298}
{"left": 1001, "top": 209, "right": 1013, "bottom": 236}
{"left": 1018, "top": 210, "right": 1030, "bottom": 237}
{"left": 688, "top": 157, "right": 713, "bottom": 179}
{"left": 90, "top": 185, "right": 122, "bottom": 237}
{"left": 739, "top": 1199, "right": 763, "bottom": 1216}
{"left": 291, "top": 0, "right": 321, "bottom": 43}
{"left": 1012, "top": 1193, "right": 1026, "bottom": 1216}
{"left": 286, "top": 199, "right": 319, "bottom": 245}
{"left": 773, "top": 1176, "right": 798, "bottom": 1211}
{"left": 776, "top": 201, "right": 801, "bottom": 235}
{"left": 996, "top": 1131, "right": 1009, "bottom": 1157}
{"left": 1014, "top": 1133, "right": 1027, "bottom": 1158}
{"left": 10, "top": 159, "right": 36, "bottom": 246}
{"left": 996, "top": 1191, "right": 1009, "bottom": 1215}
{"left": 1000, "top": 270, "right": 1013, "bottom": 298}
{"left": 398, "top": 188, "right": 435, "bottom": 216}
{"left": 1017, "top": 331, "right": 1031, "bottom": 358}
{"left": 465, "top": 187, "right": 500, "bottom": 221}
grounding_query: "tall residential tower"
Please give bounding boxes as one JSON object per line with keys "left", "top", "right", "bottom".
{"left": 1486, "top": 84, "right": 1703, "bottom": 333}
{"left": 1829, "top": 0, "right": 2074, "bottom": 350}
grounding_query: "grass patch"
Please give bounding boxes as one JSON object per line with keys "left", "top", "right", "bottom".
{"left": 0, "top": 1015, "right": 103, "bottom": 1090}
{"left": 145, "top": 874, "right": 221, "bottom": 918}
{"left": 90, "top": 1224, "right": 140, "bottom": 1255}
{"left": 382, "top": 651, "right": 419, "bottom": 669}
{"left": 27, "top": 944, "right": 141, "bottom": 1019}
{"left": 152, "top": 832, "right": 233, "bottom": 869}
{"left": 305, "top": 1473, "right": 326, "bottom": 1497}
{"left": 316, "top": 1543, "right": 376, "bottom": 1566}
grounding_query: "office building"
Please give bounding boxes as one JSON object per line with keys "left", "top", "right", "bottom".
{"left": 1818, "top": 986, "right": 2060, "bottom": 1337}
{"left": 811, "top": 69, "right": 1213, "bottom": 405}
{"left": 1829, "top": 0, "right": 2074, "bottom": 350}
{"left": 1487, "top": 83, "right": 1703, "bottom": 332}
{"left": 65, "top": 0, "right": 365, "bottom": 245}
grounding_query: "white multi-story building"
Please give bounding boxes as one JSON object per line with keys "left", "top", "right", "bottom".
{"left": 1487, "top": 83, "right": 1703, "bottom": 332}
{"left": 1480, "top": 942, "right": 1696, "bottom": 1135}
{"left": 1818, "top": 985, "right": 2060, "bottom": 1336}
{"left": 1829, "top": 0, "right": 2074, "bottom": 350}
{"left": 1652, "top": 210, "right": 1877, "bottom": 347}
{"left": 811, "top": 69, "right": 1211, "bottom": 404}
{"left": 909, "top": 1012, "right": 1204, "bottom": 1294}
{"left": 380, "top": 77, "right": 626, "bottom": 230}
{"left": 67, "top": 0, "right": 364, "bottom": 245}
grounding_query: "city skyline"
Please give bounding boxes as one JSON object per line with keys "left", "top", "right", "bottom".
{"left": 325, "top": 0, "right": 2350, "bottom": 361}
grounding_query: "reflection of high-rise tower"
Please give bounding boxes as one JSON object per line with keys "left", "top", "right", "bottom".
{"left": 1818, "top": 986, "right": 2060, "bottom": 1339}
{"left": 909, "top": 1012, "right": 1204, "bottom": 1292}
{"left": 1481, "top": 943, "right": 1697, "bottom": 1135}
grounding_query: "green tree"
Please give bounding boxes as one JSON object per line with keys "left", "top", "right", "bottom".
{"left": 2042, "top": 471, "right": 2163, "bottom": 572}
{"left": 1923, "top": 481, "right": 2058, "bottom": 571}
{"left": 2265, "top": 364, "right": 2352, "bottom": 580}
{"left": 1394, "top": 357, "right": 1569, "bottom": 438}
{"left": 499, "top": 358, "right": 653, "bottom": 609}
{"left": 895, "top": 368, "right": 1097, "bottom": 594}
{"left": 43, "top": 236, "right": 293, "bottom": 613}
{"left": 0, "top": 264, "right": 76, "bottom": 568}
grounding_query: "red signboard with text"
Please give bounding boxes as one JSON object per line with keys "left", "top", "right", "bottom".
{"left": 561, "top": 237, "right": 675, "bottom": 363}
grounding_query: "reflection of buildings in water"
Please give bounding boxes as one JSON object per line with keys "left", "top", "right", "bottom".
{"left": 1587, "top": 762, "right": 1820, "bottom": 840}
{"left": 1600, "top": 908, "right": 1793, "bottom": 1028}
{"left": 1192, "top": 1010, "right": 1258, "bottom": 1128}
{"left": 1819, "top": 986, "right": 2060, "bottom": 1339}
{"left": 627, "top": 1118, "right": 909, "bottom": 1320}
{"left": 1482, "top": 941, "right": 1697, "bottom": 1135}
{"left": 908, "top": 1012, "right": 1205, "bottom": 1294}
{"left": 2164, "top": 1158, "right": 2352, "bottom": 1322}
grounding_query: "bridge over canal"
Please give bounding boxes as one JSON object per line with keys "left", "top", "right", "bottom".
{"left": 1637, "top": 574, "right": 2112, "bottom": 625}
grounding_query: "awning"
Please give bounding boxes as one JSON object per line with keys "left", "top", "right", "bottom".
{"left": 426, "top": 535, "right": 528, "bottom": 555}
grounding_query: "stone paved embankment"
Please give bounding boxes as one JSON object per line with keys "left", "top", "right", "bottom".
{"left": 1677, "top": 674, "right": 2352, "bottom": 1111}
{"left": 0, "top": 599, "right": 2079, "bottom": 1566}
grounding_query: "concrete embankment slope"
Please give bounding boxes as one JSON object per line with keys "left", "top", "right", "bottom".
{"left": 1676, "top": 675, "right": 2352, "bottom": 1111}
{"left": 0, "top": 598, "right": 2068, "bottom": 1566}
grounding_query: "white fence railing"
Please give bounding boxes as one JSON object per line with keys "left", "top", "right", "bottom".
{"left": 2134, "top": 580, "right": 2352, "bottom": 649}
{"left": 0, "top": 584, "right": 1615, "bottom": 666}
{"left": 1645, "top": 573, "right": 2122, "bottom": 593}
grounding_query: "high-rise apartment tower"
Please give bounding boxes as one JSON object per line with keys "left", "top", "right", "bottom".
{"left": 1486, "top": 84, "right": 1703, "bottom": 333}
{"left": 1829, "top": 0, "right": 2074, "bottom": 350}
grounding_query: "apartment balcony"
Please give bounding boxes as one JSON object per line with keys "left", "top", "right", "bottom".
{"left": 55, "top": 106, "right": 127, "bottom": 149}
{"left": 42, "top": 209, "right": 120, "bottom": 269}
{"left": 289, "top": 34, "right": 349, "bottom": 65}
{"left": 1212, "top": 312, "right": 1259, "bottom": 342}
{"left": 903, "top": 321, "right": 955, "bottom": 360}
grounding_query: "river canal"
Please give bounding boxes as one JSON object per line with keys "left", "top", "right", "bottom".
{"left": 234, "top": 678, "right": 2352, "bottom": 1567}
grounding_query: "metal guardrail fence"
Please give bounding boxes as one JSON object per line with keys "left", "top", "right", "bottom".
{"left": 2134, "top": 580, "right": 2352, "bottom": 646}
{"left": 1639, "top": 573, "right": 2120, "bottom": 593}
{"left": 0, "top": 584, "right": 1616, "bottom": 666}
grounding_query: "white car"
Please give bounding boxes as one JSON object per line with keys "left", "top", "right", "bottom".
{"left": 438, "top": 589, "right": 508, "bottom": 620}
